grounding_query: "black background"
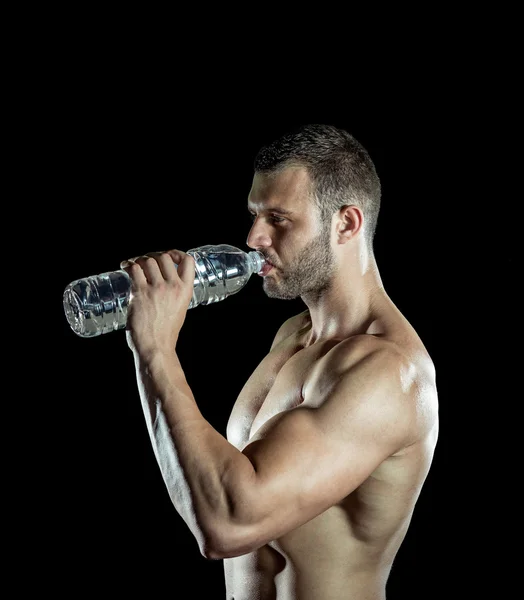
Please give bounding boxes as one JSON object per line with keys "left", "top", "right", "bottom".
{"left": 15, "top": 29, "right": 514, "bottom": 598}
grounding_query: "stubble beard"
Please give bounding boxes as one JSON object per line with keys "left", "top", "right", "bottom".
{"left": 263, "top": 222, "right": 336, "bottom": 302}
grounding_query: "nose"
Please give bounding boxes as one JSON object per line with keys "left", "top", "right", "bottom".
{"left": 246, "top": 217, "right": 273, "bottom": 250}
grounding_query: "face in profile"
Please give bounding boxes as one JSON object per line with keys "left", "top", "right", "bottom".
{"left": 247, "top": 168, "right": 337, "bottom": 302}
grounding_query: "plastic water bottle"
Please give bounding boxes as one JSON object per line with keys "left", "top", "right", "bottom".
{"left": 63, "top": 244, "right": 266, "bottom": 338}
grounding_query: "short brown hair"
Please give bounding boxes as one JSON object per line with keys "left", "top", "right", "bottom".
{"left": 254, "top": 124, "right": 381, "bottom": 250}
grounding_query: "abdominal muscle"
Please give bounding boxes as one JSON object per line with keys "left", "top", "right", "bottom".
{"left": 223, "top": 469, "right": 416, "bottom": 600}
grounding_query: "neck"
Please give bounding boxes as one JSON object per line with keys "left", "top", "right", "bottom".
{"left": 301, "top": 253, "right": 388, "bottom": 345}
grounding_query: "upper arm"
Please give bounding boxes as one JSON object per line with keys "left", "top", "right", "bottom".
{"left": 214, "top": 341, "right": 416, "bottom": 558}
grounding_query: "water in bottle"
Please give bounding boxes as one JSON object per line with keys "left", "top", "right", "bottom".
{"left": 63, "top": 244, "right": 266, "bottom": 338}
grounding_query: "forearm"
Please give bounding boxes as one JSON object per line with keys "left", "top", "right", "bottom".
{"left": 131, "top": 350, "right": 256, "bottom": 556}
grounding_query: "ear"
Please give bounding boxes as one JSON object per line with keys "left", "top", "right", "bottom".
{"left": 336, "top": 205, "right": 364, "bottom": 243}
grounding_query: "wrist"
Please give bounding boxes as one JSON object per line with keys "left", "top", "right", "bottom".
{"left": 127, "top": 331, "right": 180, "bottom": 363}
{"left": 135, "top": 347, "right": 188, "bottom": 386}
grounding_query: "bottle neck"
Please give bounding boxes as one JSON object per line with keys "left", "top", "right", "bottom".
{"left": 249, "top": 250, "right": 265, "bottom": 275}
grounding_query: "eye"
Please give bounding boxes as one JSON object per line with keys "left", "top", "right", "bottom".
{"left": 249, "top": 213, "right": 285, "bottom": 224}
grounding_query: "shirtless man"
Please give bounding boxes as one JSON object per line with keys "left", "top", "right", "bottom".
{"left": 121, "top": 124, "right": 439, "bottom": 599}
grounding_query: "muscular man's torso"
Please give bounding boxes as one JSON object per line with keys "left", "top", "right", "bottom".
{"left": 223, "top": 300, "right": 439, "bottom": 600}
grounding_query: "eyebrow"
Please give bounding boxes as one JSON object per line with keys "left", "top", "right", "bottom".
{"left": 247, "top": 206, "right": 294, "bottom": 216}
